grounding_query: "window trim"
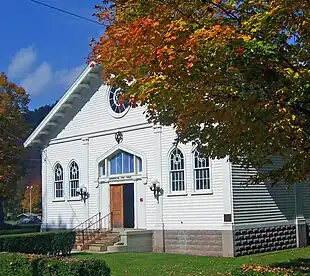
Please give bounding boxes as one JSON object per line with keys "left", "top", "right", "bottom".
{"left": 99, "top": 150, "right": 143, "bottom": 178}
{"left": 167, "top": 146, "right": 187, "bottom": 195}
{"left": 96, "top": 145, "right": 147, "bottom": 183}
{"left": 68, "top": 160, "right": 80, "bottom": 199}
{"left": 106, "top": 86, "right": 130, "bottom": 119}
{"left": 54, "top": 162, "right": 64, "bottom": 199}
{"left": 191, "top": 149, "right": 213, "bottom": 195}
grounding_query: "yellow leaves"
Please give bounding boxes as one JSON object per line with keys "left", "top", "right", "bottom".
{"left": 239, "top": 34, "right": 252, "bottom": 41}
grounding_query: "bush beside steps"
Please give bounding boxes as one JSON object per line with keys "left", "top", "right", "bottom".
{"left": 0, "top": 225, "right": 40, "bottom": 235}
{"left": 0, "top": 230, "right": 76, "bottom": 255}
{"left": 0, "top": 252, "right": 110, "bottom": 276}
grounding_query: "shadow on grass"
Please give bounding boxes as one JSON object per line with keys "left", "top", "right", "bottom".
{"left": 271, "top": 258, "right": 310, "bottom": 271}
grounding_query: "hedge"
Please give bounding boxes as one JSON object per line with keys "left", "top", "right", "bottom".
{"left": 0, "top": 253, "right": 110, "bottom": 276}
{"left": 0, "top": 226, "right": 40, "bottom": 236}
{"left": 0, "top": 230, "right": 76, "bottom": 256}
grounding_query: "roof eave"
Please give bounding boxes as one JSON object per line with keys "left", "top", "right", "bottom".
{"left": 24, "top": 62, "right": 102, "bottom": 148}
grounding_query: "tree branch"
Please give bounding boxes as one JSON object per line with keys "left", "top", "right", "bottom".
{"left": 207, "top": 1, "right": 241, "bottom": 24}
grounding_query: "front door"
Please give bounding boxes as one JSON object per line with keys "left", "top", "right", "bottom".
{"left": 110, "top": 185, "right": 124, "bottom": 228}
{"left": 110, "top": 183, "right": 135, "bottom": 228}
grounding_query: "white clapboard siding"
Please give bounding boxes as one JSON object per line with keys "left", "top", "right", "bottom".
{"left": 232, "top": 159, "right": 296, "bottom": 225}
{"left": 159, "top": 127, "right": 226, "bottom": 230}
{"left": 44, "top": 82, "right": 228, "bottom": 231}
{"left": 44, "top": 139, "right": 86, "bottom": 229}
{"left": 54, "top": 85, "right": 148, "bottom": 141}
{"left": 88, "top": 127, "right": 157, "bottom": 229}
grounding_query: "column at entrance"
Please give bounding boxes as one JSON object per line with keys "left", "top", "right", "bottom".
{"left": 153, "top": 125, "right": 165, "bottom": 252}
{"left": 82, "top": 137, "right": 90, "bottom": 221}
{"left": 295, "top": 184, "right": 307, "bottom": 247}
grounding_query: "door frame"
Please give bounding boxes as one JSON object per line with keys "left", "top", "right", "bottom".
{"left": 109, "top": 180, "right": 137, "bottom": 229}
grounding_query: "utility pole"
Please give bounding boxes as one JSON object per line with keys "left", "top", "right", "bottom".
{"left": 26, "top": 186, "right": 33, "bottom": 218}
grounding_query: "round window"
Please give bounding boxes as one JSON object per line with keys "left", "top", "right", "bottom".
{"left": 108, "top": 87, "right": 129, "bottom": 117}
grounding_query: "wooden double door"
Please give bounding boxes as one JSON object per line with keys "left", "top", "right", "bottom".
{"left": 110, "top": 184, "right": 134, "bottom": 228}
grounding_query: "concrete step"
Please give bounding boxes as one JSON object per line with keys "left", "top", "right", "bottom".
{"left": 74, "top": 230, "right": 120, "bottom": 252}
{"left": 96, "top": 236, "right": 119, "bottom": 242}
{"left": 92, "top": 241, "right": 117, "bottom": 246}
{"left": 88, "top": 244, "right": 108, "bottom": 252}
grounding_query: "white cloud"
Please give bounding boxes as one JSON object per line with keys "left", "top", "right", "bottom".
{"left": 8, "top": 46, "right": 37, "bottom": 79}
{"left": 55, "top": 64, "right": 85, "bottom": 87}
{"left": 10, "top": 44, "right": 86, "bottom": 96}
{"left": 21, "top": 62, "right": 53, "bottom": 96}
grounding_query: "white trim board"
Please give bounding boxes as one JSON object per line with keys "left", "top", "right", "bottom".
{"left": 24, "top": 62, "right": 101, "bottom": 148}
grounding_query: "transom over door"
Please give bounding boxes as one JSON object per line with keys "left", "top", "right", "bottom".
{"left": 110, "top": 185, "right": 124, "bottom": 228}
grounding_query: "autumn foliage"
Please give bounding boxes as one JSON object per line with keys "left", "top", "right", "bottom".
{"left": 90, "top": 0, "right": 310, "bottom": 185}
{"left": 21, "top": 180, "right": 41, "bottom": 213}
{"left": 0, "top": 73, "right": 29, "bottom": 197}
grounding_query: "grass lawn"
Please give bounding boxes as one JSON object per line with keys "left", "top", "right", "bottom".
{"left": 74, "top": 247, "right": 310, "bottom": 275}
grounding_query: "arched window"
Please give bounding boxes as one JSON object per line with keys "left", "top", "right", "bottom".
{"left": 54, "top": 163, "right": 64, "bottom": 198}
{"left": 193, "top": 150, "right": 210, "bottom": 192}
{"left": 109, "top": 150, "right": 142, "bottom": 175}
{"left": 69, "top": 161, "right": 79, "bottom": 198}
{"left": 169, "top": 147, "right": 185, "bottom": 192}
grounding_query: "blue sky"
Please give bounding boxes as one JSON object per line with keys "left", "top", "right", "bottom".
{"left": 0, "top": 0, "right": 103, "bottom": 110}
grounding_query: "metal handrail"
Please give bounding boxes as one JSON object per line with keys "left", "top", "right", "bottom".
{"left": 82, "top": 212, "right": 112, "bottom": 246}
{"left": 73, "top": 212, "right": 101, "bottom": 230}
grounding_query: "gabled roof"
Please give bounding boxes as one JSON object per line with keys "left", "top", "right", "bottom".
{"left": 24, "top": 62, "right": 102, "bottom": 148}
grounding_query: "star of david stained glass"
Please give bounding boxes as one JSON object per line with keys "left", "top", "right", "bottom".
{"left": 108, "top": 87, "right": 129, "bottom": 117}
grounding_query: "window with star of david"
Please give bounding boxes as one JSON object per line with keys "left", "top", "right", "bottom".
{"left": 54, "top": 163, "right": 64, "bottom": 199}
{"left": 69, "top": 161, "right": 80, "bottom": 198}
{"left": 169, "top": 147, "right": 185, "bottom": 193}
{"left": 193, "top": 150, "right": 211, "bottom": 192}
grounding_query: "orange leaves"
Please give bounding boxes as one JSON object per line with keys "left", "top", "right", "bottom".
{"left": 21, "top": 181, "right": 41, "bottom": 212}
{"left": 235, "top": 47, "right": 245, "bottom": 56}
{"left": 152, "top": 21, "right": 160, "bottom": 27}
{"left": 0, "top": 107, "right": 6, "bottom": 115}
{"left": 90, "top": 0, "right": 310, "bottom": 186}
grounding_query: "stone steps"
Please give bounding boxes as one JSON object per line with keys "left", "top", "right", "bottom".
{"left": 74, "top": 230, "right": 120, "bottom": 252}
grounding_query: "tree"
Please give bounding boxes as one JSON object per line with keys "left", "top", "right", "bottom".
{"left": 90, "top": 0, "right": 310, "bottom": 185}
{"left": 0, "top": 73, "right": 30, "bottom": 225}
{"left": 21, "top": 180, "right": 41, "bottom": 214}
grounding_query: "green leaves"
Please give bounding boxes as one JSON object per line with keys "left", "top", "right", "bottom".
{"left": 91, "top": 0, "right": 310, "bottom": 185}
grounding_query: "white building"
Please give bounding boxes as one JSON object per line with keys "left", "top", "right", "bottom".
{"left": 24, "top": 63, "right": 310, "bottom": 256}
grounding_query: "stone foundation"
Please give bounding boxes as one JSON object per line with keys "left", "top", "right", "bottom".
{"left": 107, "top": 230, "right": 153, "bottom": 253}
{"left": 306, "top": 223, "right": 310, "bottom": 245}
{"left": 234, "top": 225, "right": 296, "bottom": 256}
{"left": 152, "top": 230, "right": 223, "bottom": 256}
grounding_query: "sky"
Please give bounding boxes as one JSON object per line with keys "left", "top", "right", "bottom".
{"left": 0, "top": 0, "right": 104, "bottom": 110}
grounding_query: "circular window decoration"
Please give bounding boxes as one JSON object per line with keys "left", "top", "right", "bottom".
{"left": 56, "top": 167, "right": 62, "bottom": 177}
{"left": 173, "top": 154, "right": 182, "bottom": 165}
{"left": 108, "top": 87, "right": 130, "bottom": 118}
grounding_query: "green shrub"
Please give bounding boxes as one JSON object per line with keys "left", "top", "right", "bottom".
{"left": 38, "top": 257, "right": 111, "bottom": 276}
{"left": 0, "top": 230, "right": 76, "bottom": 256}
{"left": 0, "top": 253, "right": 110, "bottom": 276}
{"left": 0, "top": 226, "right": 40, "bottom": 236}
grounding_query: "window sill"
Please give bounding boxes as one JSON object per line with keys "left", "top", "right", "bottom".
{"left": 166, "top": 193, "right": 188, "bottom": 197}
{"left": 191, "top": 191, "right": 213, "bottom": 196}
{"left": 67, "top": 198, "right": 81, "bottom": 202}
{"left": 52, "top": 199, "right": 65, "bottom": 202}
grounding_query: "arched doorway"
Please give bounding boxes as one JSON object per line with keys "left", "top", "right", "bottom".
{"left": 98, "top": 149, "right": 144, "bottom": 229}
